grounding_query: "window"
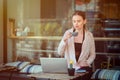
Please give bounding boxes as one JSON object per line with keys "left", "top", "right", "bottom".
{"left": 40, "top": 0, "right": 56, "bottom": 19}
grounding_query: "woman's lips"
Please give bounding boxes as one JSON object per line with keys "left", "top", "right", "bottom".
{"left": 74, "top": 26, "right": 79, "bottom": 29}
{"left": 75, "top": 26, "right": 79, "bottom": 28}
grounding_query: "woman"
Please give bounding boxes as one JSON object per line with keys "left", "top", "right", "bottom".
{"left": 57, "top": 11, "right": 96, "bottom": 79}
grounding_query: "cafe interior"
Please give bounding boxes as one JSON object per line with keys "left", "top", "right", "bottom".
{"left": 0, "top": 0, "right": 120, "bottom": 80}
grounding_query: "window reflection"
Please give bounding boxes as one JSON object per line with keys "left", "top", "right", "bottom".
{"left": 7, "top": 0, "right": 120, "bottom": 63}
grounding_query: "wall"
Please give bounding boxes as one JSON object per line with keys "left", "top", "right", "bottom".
{"left": 0, "top": 0, "right": 3, "bottom": 63}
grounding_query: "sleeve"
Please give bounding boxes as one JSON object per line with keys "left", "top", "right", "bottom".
{"left": 87, "top": 33, "right": 96, "bottom": 65}
{"left": 57, "top": 31, "right": 68, "bottom": 56}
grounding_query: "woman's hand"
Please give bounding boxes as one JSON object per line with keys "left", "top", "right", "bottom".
{"left": 63, "top": 32, "right": 72, "bottom": 42}
{"left": 76, "top": 61, "right": 89, "bottom": 67}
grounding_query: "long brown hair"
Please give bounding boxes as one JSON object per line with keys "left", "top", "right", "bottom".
{"left": 72, "top": 10, "right": 86, "bottom": 20}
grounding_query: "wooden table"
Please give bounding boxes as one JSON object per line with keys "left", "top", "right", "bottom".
{"left": 28, "top": 72, "right": 87, "bottom": 80}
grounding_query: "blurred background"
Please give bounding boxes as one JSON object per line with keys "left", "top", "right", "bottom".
{"left": 0, "top": 0, "right": 120, "bottom": 69}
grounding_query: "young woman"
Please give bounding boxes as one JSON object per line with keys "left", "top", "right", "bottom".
{"left": 57, "top": 11, "right": 96, "bottom": 80}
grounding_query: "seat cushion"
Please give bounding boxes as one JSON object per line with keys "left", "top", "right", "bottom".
{"left": 5, "top": 61, "right": 30, "bottom": 70}
{"left": 91, "top": 69, "right": 120, "bottom": 80}
{"left": 20, "top": 64, "right": 42, "bottom": 73}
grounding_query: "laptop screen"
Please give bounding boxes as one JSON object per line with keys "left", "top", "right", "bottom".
{"left": 40, "top": 57, "right": 68, "bottom": 73}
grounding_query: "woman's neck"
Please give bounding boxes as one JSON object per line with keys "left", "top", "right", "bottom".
{"left": 77, "top": 28, "right": 83, "bottom": 34}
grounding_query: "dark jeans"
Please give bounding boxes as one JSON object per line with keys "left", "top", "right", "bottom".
{"left": 73, "top": 67, "right": 93, "bottom": 80}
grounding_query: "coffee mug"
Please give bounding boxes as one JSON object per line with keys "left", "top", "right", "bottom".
{"left": 71, "top": 32, "right": 78, "bottom": 37}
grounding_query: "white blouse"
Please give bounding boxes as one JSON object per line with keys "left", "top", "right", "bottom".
{"left": 57, "top": 28, "right": 96, "bottom": 70}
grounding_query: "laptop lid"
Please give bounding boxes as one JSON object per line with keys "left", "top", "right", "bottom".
{"left": 40, "top": 57, "right": 68, "bottom": 73}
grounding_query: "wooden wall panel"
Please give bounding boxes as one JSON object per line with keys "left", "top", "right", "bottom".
{"left": 99, "top": 0, "right": 120, "bottom": 19}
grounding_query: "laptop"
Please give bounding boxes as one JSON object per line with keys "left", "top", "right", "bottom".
{"left": 40, "top": 57, "right": 68, "bottom": 73}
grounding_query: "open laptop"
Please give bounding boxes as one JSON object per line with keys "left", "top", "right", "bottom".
{"left": 40, "top": 57, "right": 68, "bottom": 73}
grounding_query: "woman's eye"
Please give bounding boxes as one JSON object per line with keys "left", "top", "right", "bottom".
{"left": 77, "top": 20, "right": 81, "bottom": 22}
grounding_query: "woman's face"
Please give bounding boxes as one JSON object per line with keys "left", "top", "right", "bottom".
{"left": 72, "top": 15, "right": 86, "bottom": 30}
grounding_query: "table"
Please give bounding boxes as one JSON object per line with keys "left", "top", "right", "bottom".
{"left": 28, "top": 72, "right": 87, "bottom": 80}
{"left": 0, "top": 71, "right": 34, "bottom": 80}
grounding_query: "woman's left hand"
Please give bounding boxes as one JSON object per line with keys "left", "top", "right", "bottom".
{"left": 76, "top": 61, "right": 89, "bottom": 67}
